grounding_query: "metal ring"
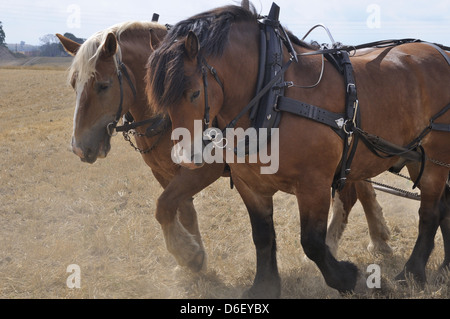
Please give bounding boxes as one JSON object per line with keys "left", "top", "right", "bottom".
{"left": 107, "top": 122, "right": 118, "bottom": 137}
{"left": 342, "top": 120, "right": 353, "bottom": 135}
{"left": 213, "top": 137, "right": 228, "bottom": 149}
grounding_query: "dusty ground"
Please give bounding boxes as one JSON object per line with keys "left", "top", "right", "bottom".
{"left": 0, "top": 65, "right": 448, "bottom": 299}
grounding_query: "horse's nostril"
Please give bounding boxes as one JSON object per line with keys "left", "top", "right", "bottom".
{"left": 71, "top": 137, "right": 85, "bottom": 159}
{"left": 85, "top": 147, "right": 93, "bottom": 159}
{"left": 83, "top": 147, "right": 98, "bottom": 164}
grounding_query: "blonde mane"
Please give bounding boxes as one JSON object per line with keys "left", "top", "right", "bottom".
{"left": 68, "top": 21, "right": 164, "bottom": 91}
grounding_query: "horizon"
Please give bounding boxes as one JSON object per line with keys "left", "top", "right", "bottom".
{"left": 1, "top": 1, "right": 449, "bottom": 46}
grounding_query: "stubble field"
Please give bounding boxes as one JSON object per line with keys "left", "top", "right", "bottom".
{"left": 0, "top": 64, "right": 448, "bottom": 299}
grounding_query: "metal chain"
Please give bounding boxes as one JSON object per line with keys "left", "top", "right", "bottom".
{"left": 365, "top": 178, "right": 421, "bottom": 201}
{"left": 427, "top": 156, "right": 450, "bottom": 168}
{"left": 390, "top": 171, "right": 412, "bottom": 181}
{"left": 366, "top": 156, "right": 450, "bottom": 201}
{"left": 122, "top": 130, "right": 162, "bottom": 154}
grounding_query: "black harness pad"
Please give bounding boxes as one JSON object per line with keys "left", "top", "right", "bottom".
{"left": 250, "top": 5, "right": 285, "bottom": 131}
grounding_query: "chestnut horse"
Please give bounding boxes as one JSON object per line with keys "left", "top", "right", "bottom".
{"left": 57, "top": 20, "right": 389, "bottom": 281}
{"left": 146, "top": 5, "right": 450, "bottom": 297}
{"left": 57, "top": 22, "right": 226, "bottom": 272}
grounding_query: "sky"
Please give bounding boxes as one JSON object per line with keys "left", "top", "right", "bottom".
{"left": 1, "top": 0, "right": 449, "bottom": 46}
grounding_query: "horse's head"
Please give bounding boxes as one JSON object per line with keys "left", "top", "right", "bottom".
{"left": 146, "top": 5, "right": 259, "bottom": 169}
{"left": 147, "top": 30, "right": 225, "bottom": 169}
{"left": 58, "top": 32, "right": 137, "bottom": 163}
{"left": 59, "top": 24, "right": 166, "bottom": 163}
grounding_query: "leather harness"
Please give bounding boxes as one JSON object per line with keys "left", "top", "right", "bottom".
{"left": 207, "top": 3, "right": 450, "bottom": 192}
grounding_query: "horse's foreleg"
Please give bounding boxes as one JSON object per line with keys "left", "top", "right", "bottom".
{"left": 355, "top": 180, "right": 392, "bottom": 254}
{"left": 233, "top": 177, "right": 280, "bottom": 299}
{"left": 154, "top": 176, "right": 203, "bottom": 272}
{"left": 298, "top": 186, "right": 358, "bottom": 293}
{"left": 154, "top": 164, "right": 223, "bottom": 272}
{"left": 157, "top": 196, "right": 206, "bottom": 272}
{"left": 177, "top": 198, "right": 205, "bottom": 252}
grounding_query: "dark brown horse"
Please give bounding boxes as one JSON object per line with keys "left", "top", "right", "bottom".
{"left": 146, "top": 4, "right": 450, "bottom": 297}
{"left": 57, "top": 19, "right": 390, "bottom": 284}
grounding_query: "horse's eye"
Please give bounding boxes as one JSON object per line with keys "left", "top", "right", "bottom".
{"left": 190, "top": 90, "right": 201, "bottom": 102}
{"left": 96, "top": 81, "right": 111, "bottom": 93}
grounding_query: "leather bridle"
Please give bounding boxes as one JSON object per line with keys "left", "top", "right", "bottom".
{"left": 200, "top": 58, "right": 226, "bottom": 146}
{"left": 106, "top": 56, "right": 137, "bottom": 137}
{"left": 201, "top": 59, "right": 224, "bottom": 127}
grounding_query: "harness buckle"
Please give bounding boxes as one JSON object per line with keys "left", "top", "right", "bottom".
{"left": 347, "top": 83, "right": 356, "bottom": 94}
{"left": 273, "top": 95, "right": 281, "bottom": 112}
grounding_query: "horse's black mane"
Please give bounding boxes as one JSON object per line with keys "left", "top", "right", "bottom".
{"left": 146, "top": 4, "right": 314, "bottom": 111}
{"left": 171, "top": 5, "right": 258, "bottom": 57}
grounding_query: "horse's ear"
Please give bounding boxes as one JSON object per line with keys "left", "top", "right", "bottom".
{"left": 241, "top": 0, "right": 250, "bottom": 10}
{"left": 184, "top": 31, "right": 200, "bottom": 61}
{"left": 56, "top": 33, "right": 81, "bottom": 56}
{"left": 149, "top": 29, "right": 161, "bottom": 51}
{"left": 101, "top": 32, "right": 118, "bottom": 59}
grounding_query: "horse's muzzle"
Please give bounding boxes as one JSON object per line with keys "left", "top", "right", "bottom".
{"left": 71, "top": 137, "right": 85, "bottom": 160}
{"left": 71, "top": 136, "right": 110, "bottom": 164}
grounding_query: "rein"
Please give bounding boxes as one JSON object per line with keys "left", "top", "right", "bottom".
{"left": 106, "top": 55, "right": 170, "bottom": 154}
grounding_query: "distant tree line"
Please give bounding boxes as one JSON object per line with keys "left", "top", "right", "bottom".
{"left": 0, "top": 21, "right": 85, "bottom": 57}
{"left": 0, "top": 21, "right": 6, "bottom": 47}
{"left": 0, "top": 21, "right": 86, "bottom": 57}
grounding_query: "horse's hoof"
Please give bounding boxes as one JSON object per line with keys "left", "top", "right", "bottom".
{"left": 394, "top": 270, "right": 406, "bottom": 284}
{"left": 395, "top": 269, "right": 426, "bottom": 289}
{"left": 331, "top": 261, "right": 358, "bottom": 294}
{"left": 187, "top": 250, "right": 207, "bottom": 273}
{"left": 368, "top": 241, "right": 393, "bottom": 255}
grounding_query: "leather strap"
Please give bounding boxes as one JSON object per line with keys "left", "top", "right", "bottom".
{"left": 275, "top": 96, "right": 346, "bottom": 138}
{"left": 422, "top": 42, "right": 450, "bottom": 66}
